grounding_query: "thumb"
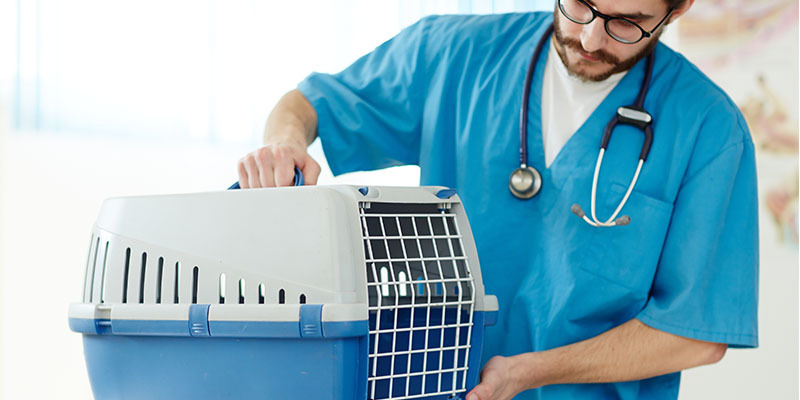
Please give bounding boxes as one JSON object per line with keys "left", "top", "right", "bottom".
{"left": 299, "top": 154, "right": 322, "bottom": 185}
{"left": 466, "top": 383, "right": 491, "bottom": 400}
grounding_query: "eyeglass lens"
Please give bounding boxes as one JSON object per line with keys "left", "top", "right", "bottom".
{"left": 559, "top": 0, "right": 643, "bottom": 43}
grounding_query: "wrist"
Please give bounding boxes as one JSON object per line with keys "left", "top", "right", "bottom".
{"left": 264, "top": 134, "right": 307, "bottom": 149}
{"left": 264, "top": 90, "right": 317, "bottom": 148}
{"left": 264, "top": 122, "right": 309, "bottom": 149}
{"left": 511, "top": 351, "right": 550, "bottom": 391}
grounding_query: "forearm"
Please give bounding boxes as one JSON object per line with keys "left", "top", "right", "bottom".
{"left": 514, "top": 318, "right": 727, "bottom": 390}
{"left": 264, "top": 89, "right": 318, "bottom": 148}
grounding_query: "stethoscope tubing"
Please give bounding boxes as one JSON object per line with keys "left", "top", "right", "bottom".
{"left": 519, "top": 25, "right": 555, "bottom": 168}
{"left": 513, "top": 22, "right": 656, "bottom": 228}
{"left": 583, "top": 149, "right": 643, "bottom": 227}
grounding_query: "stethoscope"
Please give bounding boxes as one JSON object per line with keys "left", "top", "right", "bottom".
{"left": 509, "top": 24, "right": 655, "bottom": 227}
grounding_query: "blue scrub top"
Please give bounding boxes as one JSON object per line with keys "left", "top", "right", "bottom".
{"left": 298, "top": 12, "right": 759, "bottom": 400}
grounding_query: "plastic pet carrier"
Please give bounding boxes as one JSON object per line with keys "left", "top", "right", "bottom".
{"left": 69, "top": 185, "right": 498, "bottom": 399}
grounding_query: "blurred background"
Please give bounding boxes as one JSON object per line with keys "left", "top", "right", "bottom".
{"left": 0, "top": 0, "right": 796, "bottom": 398}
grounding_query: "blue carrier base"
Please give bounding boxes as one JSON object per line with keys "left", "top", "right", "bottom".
{"left": 73, "top": 304, "right": 497, "bottom": 400}
{"left": 83, "top": 334, "right": 369, "bottom": 400}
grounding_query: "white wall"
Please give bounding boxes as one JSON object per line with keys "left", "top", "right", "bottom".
{"left": 0, "top": 92, "right": 6, "bottom": 400}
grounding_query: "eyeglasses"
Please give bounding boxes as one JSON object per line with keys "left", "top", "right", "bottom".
{"left": 557, "top": 0, "right": 673, "bottom": 44}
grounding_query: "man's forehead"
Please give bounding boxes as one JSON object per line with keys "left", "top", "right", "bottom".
{"left": 583, "top": 0, "right": 669, "bottom": 19}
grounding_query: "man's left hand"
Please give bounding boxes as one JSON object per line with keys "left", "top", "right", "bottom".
{"left": 465, "top": 355, "right": 525, "bottom": 400}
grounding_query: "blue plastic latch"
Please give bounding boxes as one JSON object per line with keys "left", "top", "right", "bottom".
{"left": 436, "top": 189, "right": 457, "bottom": 199}
{"left": 189, "top": 304, "right": 210, "bottom": 337}
{"left": 95, "top": 319, "right": 112, "bottom": 335}
{"left": 358, "top": 187, "right": 369, "bottom": 196}
{"left": 299, "top": 304, "right": 323, "bottom": 338}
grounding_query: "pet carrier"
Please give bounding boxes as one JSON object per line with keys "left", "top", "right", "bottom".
{"left": 69, "top": 185, "right": 498, "bottom": 399}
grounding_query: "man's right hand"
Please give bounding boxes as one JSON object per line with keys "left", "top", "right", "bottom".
{"left": 237, "top": 90, "right": 321, "bottom": 188}
{"left": 237, "top": 142, "right": 321, "bottom": 188}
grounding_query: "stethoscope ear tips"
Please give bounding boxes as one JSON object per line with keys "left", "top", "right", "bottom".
{"left": 571, "top": 204, "right": 631, "bottom": 227}
{"left": 615, "top": 216, "right": 631, "bottom": 226}
{"left": 509, "top": 166, "right": 542, "bottom": 200}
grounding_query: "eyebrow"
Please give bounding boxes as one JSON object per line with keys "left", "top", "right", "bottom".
{"left": 583, "top": 0, "right": 655, "bottom": 20}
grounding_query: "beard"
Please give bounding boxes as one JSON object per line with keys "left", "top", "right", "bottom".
{"left": 552, "top": 11, "right": 662, "bottom": 82}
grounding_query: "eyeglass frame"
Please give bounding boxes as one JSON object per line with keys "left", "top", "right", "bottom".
{"left": 557, "top": 0, "right": 674, "bottom": 44}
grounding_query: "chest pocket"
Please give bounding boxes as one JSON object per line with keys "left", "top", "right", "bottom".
{"left": 575, "top": 183, "right": 674, "bottom": 293}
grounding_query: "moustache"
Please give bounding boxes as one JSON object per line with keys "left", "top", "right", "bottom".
{"left": 558, "top": 36, "right": 620, "bottom": 64}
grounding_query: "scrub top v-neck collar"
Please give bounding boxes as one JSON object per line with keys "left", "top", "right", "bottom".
{"left": 524, "top": 33, "right": 651, "bottom": 198}
{"left": 542, "top": 40, "right": 626, "bottom": 168}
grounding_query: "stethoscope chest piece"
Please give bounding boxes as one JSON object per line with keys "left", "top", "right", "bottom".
{"left": 509, "top": 165, "right": 542, "bottom": 199}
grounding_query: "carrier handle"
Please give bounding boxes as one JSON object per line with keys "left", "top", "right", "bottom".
{"left": 228, "top": 167, "right": 304, "bottom": 190}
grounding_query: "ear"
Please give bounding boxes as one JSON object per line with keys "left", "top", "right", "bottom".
{"left": 667, "top": 0, "right": 695, "bottom": 24}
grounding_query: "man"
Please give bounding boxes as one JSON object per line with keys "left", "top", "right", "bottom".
{"left": 237, "top": 0, "right": 759, "bottom": 398}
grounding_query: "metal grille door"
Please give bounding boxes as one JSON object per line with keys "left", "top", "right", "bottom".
{"left": 361, "top": 203, "right": 476, "bottom": 400}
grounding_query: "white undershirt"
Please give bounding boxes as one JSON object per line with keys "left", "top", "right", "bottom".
{"left": 541, "top": 41, "right": 626, "bottom": 167}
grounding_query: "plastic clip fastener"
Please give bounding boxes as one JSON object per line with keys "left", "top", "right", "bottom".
{"left": 189, "top": 304, "right": 211, "bottom": 337}
{"left": 300, "top": 304, "right": 324, "bottom": 338}
{"left": 436, "top": 189, "right": 457, "bottom": 199}
{"left": 616, "top": 106, "right": 652, "bottom": 130}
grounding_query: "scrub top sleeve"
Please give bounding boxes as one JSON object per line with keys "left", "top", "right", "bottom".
{"left": 297, "top": 17, "right": 434, "bottom": 176}
{"left": 637, "top": 112, "right": 759, "bottom": 349}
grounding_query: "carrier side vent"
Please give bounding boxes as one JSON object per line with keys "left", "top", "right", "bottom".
{"left": 155, "top": 257, "right": 164, "bottom": 304}
{"left": 219, "top": 273, "right": 227, "bottom": 304}
{"left": 138, "top": 252, "right": 147, "bottom": 304}
{"left": 83, "top": 235, "right": 95, "bottom": 302}
{"left": 88, "top": 237, "right": 100, "bottom": 303}
{"left": 99, "top": 241, "right": 109, "bottom": 303}
{"left": 122, "top": 248, "right": 131, "bottom": 303}
{"left": 192, "top": 266, "right": 199, "bottom": 304}
{"left": 174, "top": 262, "right": 181, "bottom": 304}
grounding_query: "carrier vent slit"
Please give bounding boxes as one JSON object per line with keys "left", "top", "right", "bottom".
{"left": 122, "top": 248, "right": 131, "bottom": 303}
{"left": 100, "top": 241, "right": 109, "bottom": 303}
{"left": 139, "top": 252, "right": 147, "bottom": 304}
{"left": 174, "top": 262, "right": 181, "bottom": 303}
{"left": 88, "top": 237, "right": 100, "bottom": 302}
{"left": 156, "top": 257, "right": 164, "bottom": 304}
{"left": 238, "top": 279, "right": 245, "bottom": 304}
{"left": 192, "top": 266, "right": 199, "bottom": 304}
{"left": 82, "top": 235, "right": 94, "bottom": 302}
{"left": 219, "top": 273, "right": 226, "bottom": 304}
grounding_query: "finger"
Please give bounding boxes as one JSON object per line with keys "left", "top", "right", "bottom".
{"left": 237, "top": 158, "right": 250, "bottom": 189}
{"left": 466, "top": 383, "right": 492, "bottom": 400}
{"left": 254, "top": 150, "right": 276, "bottom": 188}
{"left": 466, "top": 387, "right": 481, "bottom": 400}
{"left": 244, "top": 154, "right": 261, "bottom": 188}
{"left": 300, "top": 156, "right": 322, "bottom": 186}
{"left": 272, "top": 147, "right": 296, "bottom": 187}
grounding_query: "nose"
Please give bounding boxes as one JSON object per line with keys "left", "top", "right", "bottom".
{"left": 580, "top": 18, "right": 607, "bottom": 53}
